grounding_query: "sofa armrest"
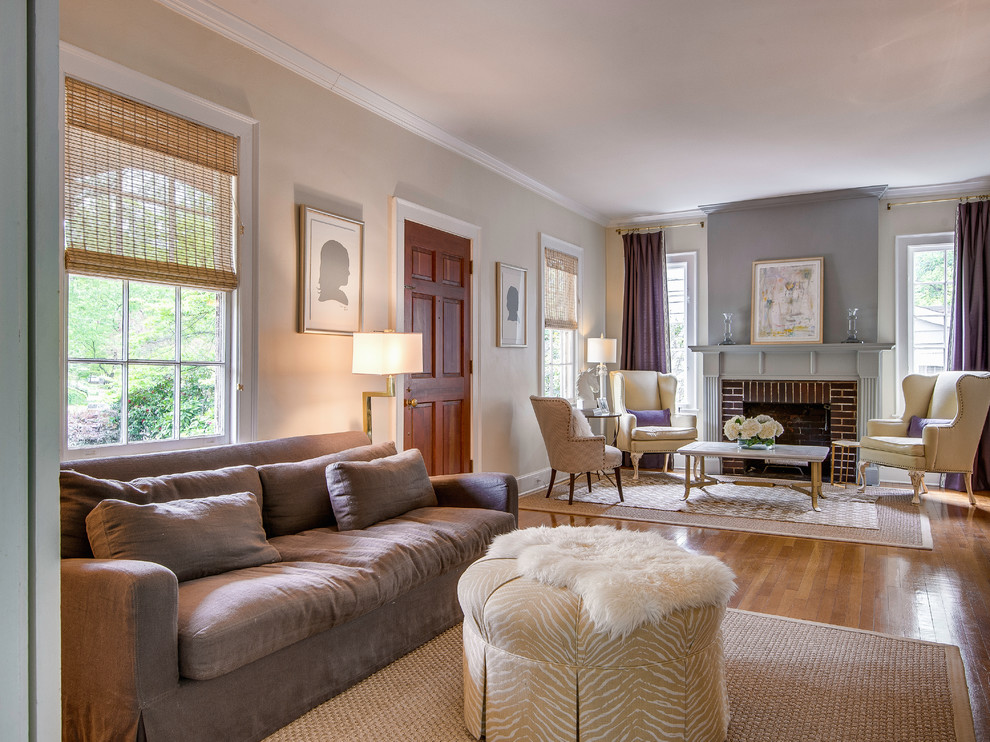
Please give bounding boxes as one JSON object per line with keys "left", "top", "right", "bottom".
{"left": 431, "top": 472, "right": 518, "bottom": 521}
{"left": 671, "top": 412, "right": 697, "bottom": 429}
{"left": 866, "top": 418, "right": 908, "bottom": 436}
{"left": 62, "top": 558, "right": 180, "bottom": 740}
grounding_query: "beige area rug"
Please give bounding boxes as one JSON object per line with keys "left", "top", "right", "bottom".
{"left": 264, "top": 611, "right": 975, "bottom": 742}
{"left": 519, "top": 471, "right": 934, "bottom": 549}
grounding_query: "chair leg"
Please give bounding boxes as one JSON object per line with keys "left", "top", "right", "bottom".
{"left": 964, "top": 473, "right": 976, "bottom": 506}
{"left": 586, "top": 471, "right": 593, "bottom": 492}
{"left": 545, "top": 469, "right": 557, "bottom": 498}
{"left": 614, "top": 467, "right": 624, "bottom": 502}
{"left": 568, "top": 474, "right": 576, "bottom": 505}
{"left": 857, "top": 461, "right": 869, "bottom": 493}
{"left": 664, "top": 454, "right": 671, "bottom": 473}
{"left": 631, "top": 453, "right": 642, "bottom": 480}
{"left": 908, "top": 471, "right": 925, "bottom": 505}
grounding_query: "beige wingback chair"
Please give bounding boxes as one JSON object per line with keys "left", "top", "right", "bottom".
{"left": 857, "top": 371, "right": 990, "bottom": 505}
{"left": 610, "top": 371, "right": 698, "bottom": 480}
{"left": 530, "top": 396, "right": 624, "bottom": 505}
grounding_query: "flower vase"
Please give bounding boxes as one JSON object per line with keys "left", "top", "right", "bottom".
{"left": 738, "top": 438, "right": 775, "bottom": 450}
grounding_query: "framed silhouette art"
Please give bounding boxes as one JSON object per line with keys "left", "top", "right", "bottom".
{"left": 496, "top": 262, "right": 527, "bottom": 347}
{"left": 298, "top": 205, "right": 363, "bottom": 334}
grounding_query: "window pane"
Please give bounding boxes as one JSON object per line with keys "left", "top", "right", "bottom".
{"left": 67, "top": 275, "right": 123, "bottom": 360}
{"left": 129, "top": 282, "right": 176, "bottom": 361}
{"left": 181, "top": 288, "right": 224, "bottom": 362}
{"left": 127, "top": 364, "right": 175, "bottom": 442}
{"left": 67, "top": 362, "right": 122, "bottom": 447}
{"left": 913, "top": 250, "right": 945, "bottom": 283}
{"left": 180, "top": 365, "right": 222, "bottom": 437}
{"left": 913, "top": 283, "right": 945, "bottom": 310}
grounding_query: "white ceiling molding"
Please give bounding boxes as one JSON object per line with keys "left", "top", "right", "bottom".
{"left": 699, "top": 185, "right": 889, "bottom": 215}
{"left": 153, "top": 0, "right": 608, "bottom": 226}
{"left": 609, "top": 208, "right": 708, "bottom": 230}
{"left": 883, "top": 177, "right": 990, "bottom": 201}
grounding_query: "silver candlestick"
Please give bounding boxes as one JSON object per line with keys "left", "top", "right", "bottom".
{"left": 843, "top": 307, "right": 863, "bottom": 343}
{"left": 719, "top": 312, "right": 736, "bottom": 345}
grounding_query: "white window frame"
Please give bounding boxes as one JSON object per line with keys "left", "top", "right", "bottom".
{"left": 666, "top": 251, "right": 698, "bottom": 411}
{"left": 60, "top": 44, "right": 258, "bottom": 459}
{"left": 539, "top": 233, "right": 583, "bottom": 400}
{"left": 895, "top": 232, "right": 954, "bottom": 382}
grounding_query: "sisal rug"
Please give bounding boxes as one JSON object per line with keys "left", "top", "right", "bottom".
{"left": 519, "top": 471, "right": 934, "bottom": 549}
{"left": 264, "top": 611, "right": 975, "bottom": 742}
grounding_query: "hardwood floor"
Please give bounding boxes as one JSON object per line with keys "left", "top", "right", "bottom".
{"left": 518, "top": 481, "right": 990, "bottom": 741}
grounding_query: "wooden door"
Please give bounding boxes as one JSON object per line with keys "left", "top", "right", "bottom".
{"left": 403, "top": 221, "right": 472, "bottom": 475}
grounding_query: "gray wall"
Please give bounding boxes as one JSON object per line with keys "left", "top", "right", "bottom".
{"left": 706, "top": 193, "right": 879, "bottom": 344}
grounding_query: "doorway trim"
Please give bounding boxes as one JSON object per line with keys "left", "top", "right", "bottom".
{"left": 389, "top": 197, "right": 482, "bottom": 469}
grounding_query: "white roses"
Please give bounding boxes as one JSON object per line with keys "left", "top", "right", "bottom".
{"left": 723, "top": 414, "right": 784, "bottom": 446}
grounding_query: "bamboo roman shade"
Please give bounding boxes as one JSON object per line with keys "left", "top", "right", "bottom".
{"left": 543, "top": 248, "right": 579, "bottom": 330}
{"left": 63, "top": 77, "right": 239, "bottom": 290}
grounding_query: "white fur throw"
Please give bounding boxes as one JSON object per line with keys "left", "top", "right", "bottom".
{"left": 486, "top": 525, "right": 736, "bottom": 637}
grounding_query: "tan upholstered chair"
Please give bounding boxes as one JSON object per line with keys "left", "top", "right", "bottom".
{"left": 858, "top": 371, "right": 990, "bottom": 505}
{"left": 610, "top": 370, "right": 698, "bottom": 479}
{"left": 530, "top": 396, "right": 624, "bottom": 505}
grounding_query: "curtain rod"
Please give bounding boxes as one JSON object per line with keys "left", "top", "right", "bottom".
{"left": 615, "top": 221, "right": 705, "bottom": 235}
{"left": 886, "top": 193, "right": 990, "bottom": 210}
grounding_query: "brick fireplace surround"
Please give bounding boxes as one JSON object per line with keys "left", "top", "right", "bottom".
{"left": 690, "top": 343, "right": 893, "bottom": 474}
{"left": 721, "top": 379, "right": 857, "bottom": 475}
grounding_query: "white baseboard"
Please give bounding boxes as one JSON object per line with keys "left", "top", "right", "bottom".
{"left": 517, "top": 467, "right": 552, "bottom": 497}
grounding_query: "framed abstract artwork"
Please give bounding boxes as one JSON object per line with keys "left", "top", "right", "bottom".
{"left": 298, "top": 205, "right": 363, "bottom": 334}
{"left": 751, "top": 256, "right": 824, "bottom": 344}
{"left": 496, "top": 262, "right": 527, "bottom": 347}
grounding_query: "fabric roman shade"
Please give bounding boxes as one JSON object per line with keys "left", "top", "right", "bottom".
{"left": 544, "top": 247, "right": 579, "bottom": 330}
{"left": 63, "top": 77, "right": 239, "bottom": 290}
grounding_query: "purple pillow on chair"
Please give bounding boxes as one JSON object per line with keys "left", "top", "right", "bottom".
{"left": 906, "top": 415, "right": 951, "bottom": 438}
{"left": 629, "top": 408, "right": 671, "bottom": 427}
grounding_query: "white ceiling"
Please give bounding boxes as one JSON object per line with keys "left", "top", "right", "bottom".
{"left": 177, "top": 0, "right": 990, "bottom": 224}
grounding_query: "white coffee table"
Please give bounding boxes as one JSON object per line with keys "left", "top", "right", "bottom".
{"left": 676, "top": 441, "right": 830, "bottom": 512}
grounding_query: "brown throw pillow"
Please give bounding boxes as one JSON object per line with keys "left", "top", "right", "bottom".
{"left": 258, "top": 441, "right": 398, "bottom": 536}
{"left": 85, "top": 492, "right": 280, "bottom": 581}
{"left": 60, "top": 465, "right": 264, "bottom": 559}
{"left": 326, "top": 448, "right": 437, "bottom": 531}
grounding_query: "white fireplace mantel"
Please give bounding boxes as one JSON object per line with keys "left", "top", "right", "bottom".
{"left": 689, "top": 343, "right": 894, "bottom": 443}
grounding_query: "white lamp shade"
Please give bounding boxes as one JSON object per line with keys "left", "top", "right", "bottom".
{"left": 352, "top": 332, "right": 424, "bottom": 375}
{"left": 587, "top": 337, "right": 617, "bottom": 364}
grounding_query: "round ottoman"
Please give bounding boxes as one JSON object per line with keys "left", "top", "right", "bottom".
{"left": 457, "top": 541, "right": 730, "bottom": 742}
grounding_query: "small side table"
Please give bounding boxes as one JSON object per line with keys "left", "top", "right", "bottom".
{"left": 581, "top": 410, "right": 619, "bottom": 445}
{"left": 830, "top": 440, "right": 861, "bottom": 487}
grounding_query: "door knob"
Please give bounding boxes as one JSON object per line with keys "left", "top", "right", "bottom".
{"left": 404, "top": 398, "right": 418, "bottom": 408}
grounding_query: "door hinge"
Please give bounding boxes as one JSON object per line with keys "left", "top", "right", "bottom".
{"left": 469, "top": 260, "right": 473, "bottom": 275}
{"left": 469, "top": 459, "right": 474, "bottom": 472}
{"left": 469, "top": 360, "right": 473, "bottom": 374}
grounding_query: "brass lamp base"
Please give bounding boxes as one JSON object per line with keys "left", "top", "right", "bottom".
{"left": 361, "top": 374, "right": 396, "bottom": 439}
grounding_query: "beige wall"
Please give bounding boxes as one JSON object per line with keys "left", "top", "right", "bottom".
{"left": 60, "top": 0, "right": 606, "bottom": 479}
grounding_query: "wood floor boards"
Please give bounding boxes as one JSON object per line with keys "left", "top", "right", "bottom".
{"left": 518, "top": 483, "right": 990, "bottom": 741}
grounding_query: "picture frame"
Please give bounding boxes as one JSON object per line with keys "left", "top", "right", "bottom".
{"left": 751, "top": 256, "right": 824, "bottom": 344}
{"left": 298, "top": 205, "right": 363, "bottom": 334}
{"left": 496, "top": 262, "right": 527, "bottom": 347}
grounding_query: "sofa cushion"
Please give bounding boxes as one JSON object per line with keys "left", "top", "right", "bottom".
{"left": 177, "top": 506, "right": 516, "bottom": 679}
{"left": 630, "top": 408, "right": 671, "bottom": 427}
{"left": 631, "top": 426, "right": 697, "bottom": 441}
{"left": 60, "top": 465, "right": 264, "bottom": 559}
{"left": 86, "top": 492, "right": 280, "bottom": 581}
{"left": 258, "top": 441, "right": 397, "bottom": 537}
{"left": 326, "top": 448, "right": 437, "bottom": 530}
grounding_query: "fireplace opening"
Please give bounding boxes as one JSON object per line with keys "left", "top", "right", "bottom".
{"left": 741, "top": 401, "right": 831, "bottom": 480}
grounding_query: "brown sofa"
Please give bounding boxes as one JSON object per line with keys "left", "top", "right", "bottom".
{"left": 60, "top": 431, "right": 517, "bottom": 742}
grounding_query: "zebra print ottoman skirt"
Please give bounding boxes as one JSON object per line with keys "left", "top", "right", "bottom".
{"left": 457, "top": 556, "right": 730, "bottom": 742}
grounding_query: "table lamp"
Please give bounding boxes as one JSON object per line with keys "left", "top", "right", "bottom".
{"left": 586, "top": 334, "right": 617, "bottom": 410}
{"left": 352, "top": 330, "right": 424, "bottom": 440}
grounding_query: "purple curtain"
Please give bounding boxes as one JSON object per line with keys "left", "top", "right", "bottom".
{"left": 620, "top": 230, "right": 669, "bottom": 371}
{"left": 620, "top": 231, "right": 670, "bottom": 469}
{"left": 946, "top": 200, "right": 990, "bottom": 492}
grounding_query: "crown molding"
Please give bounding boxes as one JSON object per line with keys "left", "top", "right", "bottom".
{"left": 609, "top": 208, "right": 707, "bottom": 230}
{"left": 883, "top": 176, "right": 990, "bottom": 201}
{"left": 698, "top": 185, "right": 889, "bottom": 215}
{"left": 152, "top": 0, "right": 608, "bottom": 225}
